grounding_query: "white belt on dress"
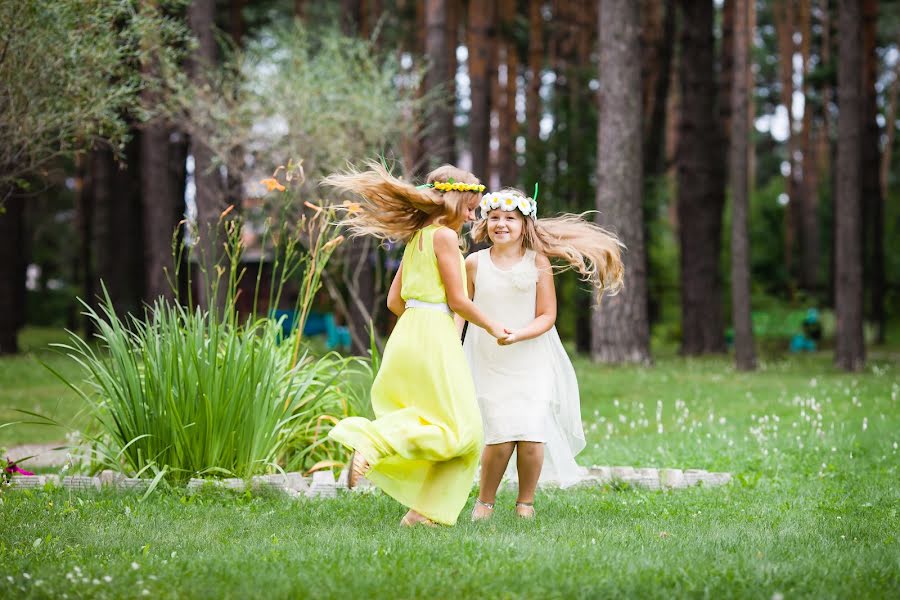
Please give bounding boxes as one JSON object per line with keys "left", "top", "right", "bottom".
{"left": 405, "top": 299, "right": 452, "bottom": 314}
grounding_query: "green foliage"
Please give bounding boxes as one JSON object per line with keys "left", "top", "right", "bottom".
{"left": 165, "top": 20, "right": 425, "bottom": 188}
{"left": 0, "top": 0, "right": 188, "bottom": 191}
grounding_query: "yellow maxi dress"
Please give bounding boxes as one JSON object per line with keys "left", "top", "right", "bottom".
{"left": 328, "top": 224, "right": 483, "bottom": 525}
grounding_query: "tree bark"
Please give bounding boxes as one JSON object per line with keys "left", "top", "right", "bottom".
{"left": 642, "top": 0, "right": 675, "bottom": 180}
{"left": 799, "top": 0, "right": 820, "bottom": 292}
{"left": 592, "top": 0, "right": 650, "bottom": 365}
{"left": 0, "top": 191, "right": 25, "bottom": 354}
{"left": 675, "top": 0, "right": 727, "bottom": 355}
{"left": 730, "top": 0, "right": 756, "bottom": 371}
{"left": 424, "top": 0, "right": 454, "bottom": 168}
{"left": 467, "top": 1, "right": 495, "bottom": 181}
{"left": 498, "top": 0, "right": 518, "bottom": 185}
{"left": 526, "top": 0, "right": 543, "bottom": 150}
{"left": 774, "top": 0, "right": 799, "bottom": 290}
{"left": 834, "top": 0, "right": 865, "bottom": 371}
{"left": 861, "top": 0, "right": 884, "bottom": 343}
{"left": 189, "top": 0, "right": 227, "bottom": 312}
{"left": 719, "top": 0, "right": 735, "bottom": 157}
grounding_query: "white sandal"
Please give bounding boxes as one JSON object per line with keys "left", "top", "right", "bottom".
{"left": 471, "top": 498, "right": 495, "bottom": 521}
{"left": 515, "top": 502, "right": 535, "bottom": 519}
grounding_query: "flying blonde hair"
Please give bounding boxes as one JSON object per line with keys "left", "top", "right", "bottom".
{"left": 322, "top": 161, "right": 483, "bottom": 242}
{"left": 471, "top": 188, "right": 625, "bottom": 296}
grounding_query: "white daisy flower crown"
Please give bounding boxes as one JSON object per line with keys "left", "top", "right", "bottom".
{"left": 479, "top": 183, "right": 540, "bottom": 220}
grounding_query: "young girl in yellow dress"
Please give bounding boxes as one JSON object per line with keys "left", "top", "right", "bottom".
{"left": 463, "top": 186, "right": 625, "bottom": 520}
{"left": 324, "top": 162, "right": 508, "bottom": 527}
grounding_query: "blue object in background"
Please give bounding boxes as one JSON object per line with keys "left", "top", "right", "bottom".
{"left": 272, "top": 309, "right": 351, "bottom": 351}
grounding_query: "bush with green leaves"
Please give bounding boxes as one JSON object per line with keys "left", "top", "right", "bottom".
{"left": 47, "top": 197, "right": 372, "bottom": 482}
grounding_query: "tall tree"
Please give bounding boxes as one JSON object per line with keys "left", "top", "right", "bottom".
{"left": 774, "top": 0, "right": 799, "bottom": 290}
{"left": 730, "top": 0, "right": 757, "bottom": 371}
{"left": 424, "top": 0, "right": 454, "bottom": 167}
{"left": 526, "top": 0, "right": 543, "bottom": 151}
{"left": 861, "top": 0, "right": 884, "bottom": 343}
{"left": 0, "top": 193, "right": 26, "bottom": 353}
{"left": 188, "top": 0, "right": 227, "bottom": 311}
{"left": 798, "top": 0, "right": 821, "bottom": 292}
{"left": 641, "top": 0, "right": 676, "bottom": 180}
{"left": 497, "top": 0, "right": 518, "bottom": 184}
{"left": 834, "top": 0, "right": 865, "bottom": 371}
{"left": 592, "top": 0, "right": 650, "bottom": 364}
{"left": 468, "top": 1, "right": 495, "bottom": 181}
{"left": 675, "top": 0, "right": 726, "bottom": 355}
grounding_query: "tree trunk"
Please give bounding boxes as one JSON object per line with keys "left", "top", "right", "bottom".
{"left": 424, "top": 0, "right": 454, "bottom": 168}
{"left": 834, "top": 0, "right": 865, "bottom": 371}
{"left": 799, "top": 0, "right": 820, "bottom": 292}
{"left": 774, "top": 0, "right": 799, "bottom": 291}
{"left": 675, "top": 0, "right": 726, "bottom": 355}
{"left": 526, "top": 0, "right": 543, "bottom": 150}
{"left": 189, "top": 0, "right": 227, "bottom": 312}
{"left": 498, "top": 0, "right": 518, "bottom": 185}
{"left": 446, "top": 0, "right": 459, "bottom": 163}
{"left": 642, "top": 0, "right": 675, "bottom": 180}
{"left": 592, "top": 0, "right": 650, "bottom": 365}
{"left": 730, "top": 0, "right": 756, "bottom": 371}
{"left": 467, "top": 1, "right": 495, "bottom": 181}
{"left": 76, "top": 154, "right": 96, "bottom": 336}
{"left": 0, "top": 191, "right": 25, "bottom": 354}
{"left": 861, "top": 0, "right": 884, "bottom": 344}
{"left": 719, "top": 0, "right": 734, "bottom": 157}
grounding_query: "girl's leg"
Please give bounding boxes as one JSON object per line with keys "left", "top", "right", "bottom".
{"left": 515, "top": 442, "right": 544, "bottom": 517}
{"left": 473, "top": 442, "right": 516, "bottom": 519}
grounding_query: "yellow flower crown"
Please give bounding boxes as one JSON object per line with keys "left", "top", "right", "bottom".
{"left": 418, "top": 178, "right": 486, "bottom": 194}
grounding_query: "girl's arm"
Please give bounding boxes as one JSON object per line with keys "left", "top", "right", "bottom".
{"left": 498, "top": 253, "right": 557, "bottom": 345}
{"left": 387, "top": 262, "right": 405, "bottom": 317}
{"left": 434, "top": 228, "right": 506, "bottom": 339}
{"left": 454, "top": 253, "right": 478, "bottom": 335}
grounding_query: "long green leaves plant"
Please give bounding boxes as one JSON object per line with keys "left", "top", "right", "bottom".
{"left": 48, "top": 170, "right": 369, "bottom": 483}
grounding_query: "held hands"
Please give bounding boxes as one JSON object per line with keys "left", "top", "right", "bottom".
{"left": 497, "top": 328, "right": 521, "bottom": 346}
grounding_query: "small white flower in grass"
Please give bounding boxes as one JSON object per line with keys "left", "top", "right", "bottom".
{"left": 23, "top": 573, "right": 31, "bottom": 579}
{"left": 92, "top": 579, "right": 100, "bottom": 585}
{"left": 103, "top": 576, "right": 112, "bottom": 583}
{"left": 862, "top": 418, "right": 868, "bottom": 431}
{"left": 74, "top": 566, "right": 81, "bottom": 575}
{"left": 772, "top": 593, "right": 784, "bottom": 600}
{"left": 131, "top": 562, "right": 140, "bottom": 571}
{"left": 6, "top": 576, "right": 13, "bottom": 583}
{"left": 142, "top": 590, "right": 150, "bottom": 596}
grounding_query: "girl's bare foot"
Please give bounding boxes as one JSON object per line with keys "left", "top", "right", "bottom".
{"left": 348, "top": 451, "right": 369, "bottom": 489}
{"left": 400, "top": 509, "right": 437, "bottom": 527}
{"left": 515, "top": 502, "right": 535, "bottom": 519}
{"left": 471, "top": 499, "right": 495, "bottom": 521}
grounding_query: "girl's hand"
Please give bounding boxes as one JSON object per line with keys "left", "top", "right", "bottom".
{"left": 487, "top": 322, "right": 508, "bottom": 340}
{"left": 497, "top": 328, "right": 520, "bottom": 345}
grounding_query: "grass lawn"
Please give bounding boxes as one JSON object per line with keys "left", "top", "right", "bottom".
{"left": 1, "top": 328, "right": 898, "bottom": 598}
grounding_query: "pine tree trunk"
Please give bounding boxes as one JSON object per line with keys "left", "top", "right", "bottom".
{"left": 424, "top": 0, "right": 454, "bottom": 168}
{"left": 730, "top": 0, "right": 756, "bottom": 371}
{"left": 720, "top": 0, "right": 734, "bottom": 155}
{"left": 675, "top": 0, "right": 726, "bottom": 355}
{"left": 468, "top": 1, "right": 494, "bottom": 180}
{"left": 799, "top": 0, "right": 820, "bottom": 292}
{"left": 861, "top": 0, "right": 884, "bottom": 344}
{"left": 641, "top": 0, "right": 675, "bottom": 180}
{"left": 446, "top": 0, "right": 459, "bottom": 163}
{"left": 0, "top": 190, "right": 25, "bottom": 354}
{"left": 592, "top": 0, "right": 650, "bottom": 365}
{"left": 834, "top": 0, "right": 865, "bottom": 371}
{"left": 189, "top": 0, "right": 227, "bottom": 312}
{"left": 774, "top": 0, "right": 799, "bottom": 291}
{"left": 526, "top": 0, "right": 543, "bottom": 149}
{"left": 497, "top": 0, "right": 518, "bottom": 185}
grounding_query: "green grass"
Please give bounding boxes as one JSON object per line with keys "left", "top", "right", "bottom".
{"left": 1, "top": 329, "right": 898, "bottom": 598}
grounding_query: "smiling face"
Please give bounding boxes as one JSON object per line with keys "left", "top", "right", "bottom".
{"left": 485, "top": 208, "right": 525, "bottom": 246}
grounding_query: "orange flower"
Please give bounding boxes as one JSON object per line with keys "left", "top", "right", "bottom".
{"left": 342, "top": 200, "right": 361, "bottom": 214}
{"left": 260, "top": 178, "right": 286, "bottom": 192}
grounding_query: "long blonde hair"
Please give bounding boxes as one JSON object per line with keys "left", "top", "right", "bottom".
{"left": 322, "top": 161, "right": 483, "bottom": 242}
{"left": 471, "top": 188, "right": 625, "bottom": 296}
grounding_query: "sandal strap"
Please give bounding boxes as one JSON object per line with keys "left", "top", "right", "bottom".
{"left": 516, "top": 502, "right": 534, "bottom": 507}
{"left": 475, "top": 499, "right": 495, "bottom": 509}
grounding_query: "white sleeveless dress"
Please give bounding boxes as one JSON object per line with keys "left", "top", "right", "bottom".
{"left": 463, "top": 249, "right": 587, "bottom": 487}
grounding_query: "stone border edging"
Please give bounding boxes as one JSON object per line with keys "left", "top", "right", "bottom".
{"left": 4, "top": 465, "right": 731, "bottom": 497}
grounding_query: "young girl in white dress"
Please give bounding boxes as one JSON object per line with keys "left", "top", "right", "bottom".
{"left": 462, "top": 187, "right": 625, "bottom": 519}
